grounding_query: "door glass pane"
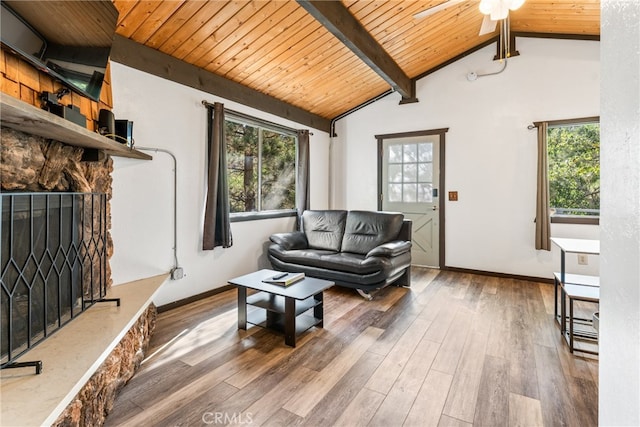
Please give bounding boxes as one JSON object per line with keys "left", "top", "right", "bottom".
{"left": 403, "top": 184, "right": 417, "bottom": 202}
{"left": 388, "top": 144, "right": 403, "bottom": 163}
{"left": 403, "top": 144, "right": 417, "bottom": 162}
{"left": 388, "top": 164, "right": 402, "bottom": 182}
{"left": 403, "top": 164, "right": 417, "bottom": 182}
{"left": 388, "top": 184, "right": 402, "bottom": 202}
{"left": 418, "top": 163, "right": 432, "bottom": 182}
{"left": 418, "top": 143, "right": 433, "bottom": 162}
{"left": 418, "top": 183, "right": 433, "bottom": 202}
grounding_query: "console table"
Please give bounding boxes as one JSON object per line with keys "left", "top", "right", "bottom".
{"left": 229, "top": 270, "right": 334, "bottom": 347}
{"left": 551, "top": 237, "right": 600, "bottom": 354}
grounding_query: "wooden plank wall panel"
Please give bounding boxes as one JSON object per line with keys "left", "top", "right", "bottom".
{"left": 349, "top": 1, "right": 490, "bottom": 79}
{"left": 111, "top": 0, "right": 600, "bottom": 120}
{"left": 215, "top": 3, "right": 311, "bottom": 79}
{"left": 170, "top": 2, "right": 239, "bottom": 61}
{"left": 512, "top": 0, "right": 600, "bottom": 35}
{"left": 144, "top": 2, "right": 209, "bottom": 50}
{"left": 0, "top": 47, "right": 113, "bottom": 132}
{"left": 186, "top": 2, "right": 271, "bottom": 68}
{"left": 233, "top": 18, "right": 327, "bottom": 87}
{"left": 208, "top": 3, "right": 303, "bottom": 75}
{"left": 4, "top": 1, "right": 118, "bottom": 46}
{"left": 129, "top": 1, "right": 185, "bottom": 44}
{"left": 152, "top": 1, "right": 226, "bottom": 56}
{"left": 199, "top": 1, "right": 285, "bottom": 72}
{"left": 115, "top": 1, "right": 163, "bottom": 39}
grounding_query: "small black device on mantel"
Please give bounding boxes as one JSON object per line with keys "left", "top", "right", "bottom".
{"left": 115, "top": 120, "right": 134, "bottom": 147}
{"left": 98, "top": 109, "right": 115, "bottom": 137}
{"left": 41, "top": 90, "right": 86, "bottom": 128}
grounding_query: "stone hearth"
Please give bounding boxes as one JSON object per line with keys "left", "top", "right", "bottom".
{"left": 1, "top": 275, "right": 166, "bottom": 426}
{"left": 54, "top": 304, "right": 157, "bottom": 426}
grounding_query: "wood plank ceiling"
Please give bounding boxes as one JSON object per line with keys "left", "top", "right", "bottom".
{"left": 113, "top": 0, "right": 600, "bottom": 122}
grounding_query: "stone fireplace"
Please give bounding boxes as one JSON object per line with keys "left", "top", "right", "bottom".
{"left": 0, "top": 126, "right": 158, "bottom": 426}
{"left": 1, "top": 127, "right": 115, "bottom": 361}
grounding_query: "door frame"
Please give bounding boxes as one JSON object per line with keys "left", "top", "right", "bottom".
{"left": 376, "top": 128, "right": 448, "bottom": 269}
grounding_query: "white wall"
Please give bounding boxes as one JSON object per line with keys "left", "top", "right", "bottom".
{"left": 600, "top": 0, "right": 640, "bottom": 424}
{"left": 108, "top": 63, "right": 330, "bottom": 306}
{"left": 333, "top": 37, "right": 600, "bottom": 279}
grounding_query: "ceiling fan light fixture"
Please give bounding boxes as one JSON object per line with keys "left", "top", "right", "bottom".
{"left": 479, "top": 0, "right": 497, "bottom": 15}
{"left": 479, "top": 0, "right": 525, "bottom": 20}
{"left": 491, "top": 5, "right": 509, "bottom": 20}
{"left": 508, "top": 0, "right": 526, "bottom": 11}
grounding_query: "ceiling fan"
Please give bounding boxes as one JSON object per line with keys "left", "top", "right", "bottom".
{"left": 413, "top": 0, "right": 525, "bottom": 36}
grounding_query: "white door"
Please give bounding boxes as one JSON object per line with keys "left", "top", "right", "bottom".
{"left": 381, "top": 135, "right": 440, "bottom": 267}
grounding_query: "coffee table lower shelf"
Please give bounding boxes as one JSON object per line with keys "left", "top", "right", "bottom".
{"left": 242, "top": 291, "right": 323, "bottom": 347}
{"left": 246, "top": 309, "right": 321, "bottom": 337}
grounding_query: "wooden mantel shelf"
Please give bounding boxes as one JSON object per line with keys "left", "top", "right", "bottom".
{"left": 0, "top": 95, "right": 152, "bottom": 160}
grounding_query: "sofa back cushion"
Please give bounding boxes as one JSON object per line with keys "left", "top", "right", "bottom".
{"left": 341, "top": 211, "right": 404, "bottom": 255}
{"left": 302, "top": 210, "right": 348, "bottom": 252}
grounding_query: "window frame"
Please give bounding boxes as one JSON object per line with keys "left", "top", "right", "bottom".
{"left": 545, "top": 116, "right": 600, "bottom": 225}
{"left": 224, "top": 110, "right": 299, "bottom": 222}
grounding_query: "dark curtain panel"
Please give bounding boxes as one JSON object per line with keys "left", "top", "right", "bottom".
{"left": 203, "top": 102, "right": 232, "bottom": 250}
{"left": 535, "top": 121, "right": 551, "bottom": 251}
{"left": 296, "top": 129, "right": 311, "bottom": 230}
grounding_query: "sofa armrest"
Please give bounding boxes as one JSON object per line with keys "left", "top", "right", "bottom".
{"left": 366, "top": 240, "right": 412, "bottom": 258}
{"left": 270, "top": 231, "right": 309, "bottom": 250}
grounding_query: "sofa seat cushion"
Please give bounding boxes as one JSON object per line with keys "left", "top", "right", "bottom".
{"left": 268, "top": 248, "right": 412, "bottom": 288}
{"left": 302, "top": 210, "right": 348, "bottom": 252}
{"left": 341, "top": 211, "right": 404, "bottom": 255}
{"left": 268, "top": 246, "right": 382, "bottom": 275}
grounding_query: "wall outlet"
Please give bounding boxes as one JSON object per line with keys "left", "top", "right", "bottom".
{"left": 578, "top": 254, "right": 588, "bottom": 265}
{"left": 171, "top": 267, "right": 185, "bottom": 280}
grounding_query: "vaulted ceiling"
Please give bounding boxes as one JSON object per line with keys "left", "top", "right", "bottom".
{"left": 113, "top": 0, "right": 600, "bottom": 128}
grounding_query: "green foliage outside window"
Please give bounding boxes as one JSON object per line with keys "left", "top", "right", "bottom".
{"left": 226, "top": 120, "right": 296, "bottom": 213}
{"left": 547, "top": 123, "right": 600, "bottom": 216}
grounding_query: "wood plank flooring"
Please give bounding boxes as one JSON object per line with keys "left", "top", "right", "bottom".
{"left": 106, "top": 268, "right": 598, "bottom": 427}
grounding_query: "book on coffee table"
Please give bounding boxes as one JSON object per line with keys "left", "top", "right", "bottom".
{"left": 262, "top": 272, "right": 305, "bottom": 286}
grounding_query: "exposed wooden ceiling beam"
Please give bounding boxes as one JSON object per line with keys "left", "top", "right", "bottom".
{"left": 110, "top": 35, "right": 331, "bottom": 132}
{"left": 296, "top": 0, "right": 417, "bottom": 103}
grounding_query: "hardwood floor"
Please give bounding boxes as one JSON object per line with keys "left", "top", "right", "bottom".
{"left": 106, "top": 268, "right": 598, "bottom": 427}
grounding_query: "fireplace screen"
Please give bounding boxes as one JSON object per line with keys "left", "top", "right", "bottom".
{"left": 1, "top": 193, "right": 107, "bottom": 367}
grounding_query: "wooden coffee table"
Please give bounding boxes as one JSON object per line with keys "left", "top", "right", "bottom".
{"left": 228, "top": 269, "right": 334, "bottom": 347}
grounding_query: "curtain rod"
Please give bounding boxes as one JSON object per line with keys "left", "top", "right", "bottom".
{"left": 201, "top": 100, "right": 312, "bottom": 136}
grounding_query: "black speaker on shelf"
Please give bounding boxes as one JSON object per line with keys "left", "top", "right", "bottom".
{"left": 98, "top": 109, "right": 115, "bottom": 139}
{"left": 115, "top": 120, "right": 134, "bottom": 147}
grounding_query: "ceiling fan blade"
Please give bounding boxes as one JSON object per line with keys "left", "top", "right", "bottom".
{"left": 413, "top": 0, "right": 466, "bottom": 19}
{"left": 478, "top": 14, "right": 498, "bottom": 35}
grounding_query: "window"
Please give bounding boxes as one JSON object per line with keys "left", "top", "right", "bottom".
{"left": 225, "top": 114, "right": 297, "bottom": 217}
{"left": 547, "top": 119, "right": 600, "bottom": 223}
